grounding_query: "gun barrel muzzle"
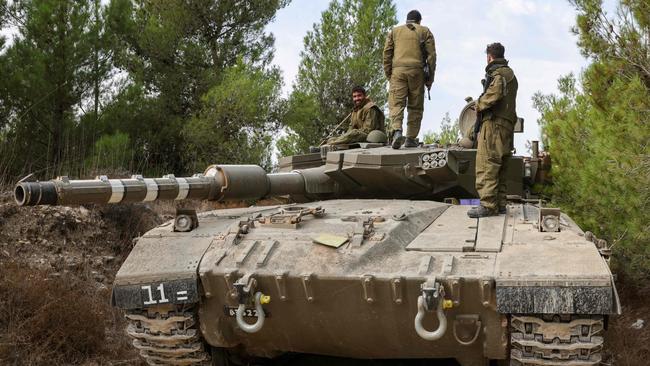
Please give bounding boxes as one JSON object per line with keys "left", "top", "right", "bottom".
{"left": 14, "top": 174, "right": 218, "bottom": 206}
{"left": 15, "top": 181, "right": 59, "bottom": 206}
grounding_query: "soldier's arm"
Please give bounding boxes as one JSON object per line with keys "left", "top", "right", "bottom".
{"left": 476, "top": 74, "right": 505, "bottom": 112}
{"left": 425, "top": 30, "right": 436, "bottom": 83}
{"left": 383, "top": 31, "right": 394, "bottom": 79}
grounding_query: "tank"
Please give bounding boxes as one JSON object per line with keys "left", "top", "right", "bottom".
{"left": 14, "top": 107, "right": 618, "bottom": 366}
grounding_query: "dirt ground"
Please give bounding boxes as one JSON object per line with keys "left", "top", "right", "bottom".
{"left": 0, "top": 191, "right": 647, "bottom": 366}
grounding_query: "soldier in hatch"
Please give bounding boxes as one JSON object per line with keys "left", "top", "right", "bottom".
{"left": 327, "top": 86, "right": 386, "bottom": 145}
{"left": 383, "top": 9, "right": 436, "bottom": 149}
{"left": 467, "top": 43, "right": 518, "bottom": 218}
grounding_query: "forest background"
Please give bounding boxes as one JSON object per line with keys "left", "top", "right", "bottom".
{"left": 0, "top": 0, "right": 647, "bottom": 284}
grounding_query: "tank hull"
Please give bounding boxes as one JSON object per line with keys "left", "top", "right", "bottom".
{"left": 112, "top": 199, "right": 617, "bottom": 364}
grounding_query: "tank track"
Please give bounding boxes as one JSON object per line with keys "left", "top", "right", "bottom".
{"left": 125, "top": 305, "right": 211, "bottom": 365}
{"left": 510, "top": 315, "right": 604, "bottom": 366}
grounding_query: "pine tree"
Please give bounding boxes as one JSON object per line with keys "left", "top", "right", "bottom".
{"left": 0, "top": 0, "right": 112, "bottom": 178}
{"left": 182, "top": 61, "right": 284, "bottom": 172}
{"left": 103, "top": 0, "right": 289, "bottom": 173}
{"left": 535, "top": 0, "right": 650, "bottom": 282}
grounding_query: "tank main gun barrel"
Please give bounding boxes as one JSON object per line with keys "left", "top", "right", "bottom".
{"left": 14, "top": 165, "right": 324, "bottom": 207}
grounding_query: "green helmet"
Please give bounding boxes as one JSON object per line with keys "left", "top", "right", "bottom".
{"left": 366, "top": 130, "right": 388, "bottom": 143}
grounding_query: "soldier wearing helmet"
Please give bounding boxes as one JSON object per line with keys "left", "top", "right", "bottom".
{"left": 327, "top": 86, "right": 386, "bottom": 145}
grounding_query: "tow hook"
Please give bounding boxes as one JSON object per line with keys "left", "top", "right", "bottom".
{"left": 414, "top": 279, "right": 453, "bottom": 341}
{"left": 233, "top": 276, "right": 271, "bottom": 333}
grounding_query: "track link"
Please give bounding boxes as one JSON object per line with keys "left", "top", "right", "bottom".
{"left": 510, "top": 315, "right": 604, "bottom": 366}
{"left": 125, "top": 306, "right": 211, "bottom": 366}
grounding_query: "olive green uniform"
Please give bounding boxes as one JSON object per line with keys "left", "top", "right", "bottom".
{"left": 328, "top": 98, "right": 385, "bottom": 145}
{"left": 475, "top": 58, "right": 518, "bottom": 211}
{"left": 383, "top": 23, "right": 436, "bottom": 139}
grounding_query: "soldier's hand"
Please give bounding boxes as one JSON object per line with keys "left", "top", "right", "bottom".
{"left": 426, "top": 81, "right": 433, "bottom": 89}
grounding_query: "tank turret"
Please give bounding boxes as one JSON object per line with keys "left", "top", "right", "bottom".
{"left": 15, "top": 143, "right": 529, "bottom": 207}
{"left": 15, "top": 99, "right": 543, "bottom": 208}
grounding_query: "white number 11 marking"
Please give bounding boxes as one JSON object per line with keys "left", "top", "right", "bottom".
{"left": 141, "top": 283, "right": 169, "bottom": 305}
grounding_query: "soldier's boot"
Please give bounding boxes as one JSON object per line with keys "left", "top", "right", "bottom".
{"left": 404, "top": 137, "right": 418, "bottom": 148}
{"left": 467, "top": 205, "right": 497, "bottom": 218}
{"left": 392, "top": 130, "right": 405, "bottom": 149}
{"left": 498, "top": 206, "right": 507, "bottom": 215}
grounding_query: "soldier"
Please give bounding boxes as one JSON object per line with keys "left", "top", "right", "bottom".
{"left": 467, "top": 43, "right": 518, "bottom": 218}
{"left": 327, "top": 86, "right": 386, "bottom": 145}
{"left": 383, "top": 9, "right": 436, "bottom": 149}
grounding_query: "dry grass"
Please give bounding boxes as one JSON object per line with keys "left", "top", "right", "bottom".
{"left": 0, "top": 263, "right": 141, "bottom": 365}
{"left": 604, "top": 277, "right": 650, "bottom": 366}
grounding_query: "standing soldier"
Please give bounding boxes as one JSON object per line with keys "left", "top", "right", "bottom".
{"left": 327, "top": 86, "right": 386, "bottom": 145}
{"left": 467, "top": 43, "right": 518, "bottom": 218}
{"left": 383, "top": 10, "right": 436, "bottom": 149}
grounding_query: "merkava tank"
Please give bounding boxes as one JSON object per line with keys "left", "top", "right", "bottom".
{"left": 14, "top": 103, "right": 618, "bottom": 366}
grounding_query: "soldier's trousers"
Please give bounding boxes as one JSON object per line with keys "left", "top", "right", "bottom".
{"left": 475, "top": 119, "right": 513, "bottom": 211}
{"left": 327, "top": 129, "right": 368, "bottom": 145}
{"left": 389, "top": 67, "right": 425, "bottom": 138}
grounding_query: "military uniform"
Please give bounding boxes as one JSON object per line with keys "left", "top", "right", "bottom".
{"left": 475, "top": 58, "right": 518, "bottom": 212}
{"left": 328, "top": 98, "right": 385, "bottom": 145}
{"left": 383, "top": 22, "right": 436, "bottom": 139}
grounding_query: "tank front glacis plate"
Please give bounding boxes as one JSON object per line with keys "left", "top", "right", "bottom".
{"left": 196, "top": 200, "right": 511, "bottom": 360}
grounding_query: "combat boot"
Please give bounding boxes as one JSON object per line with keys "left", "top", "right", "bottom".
{"left": 391, "top": 130, "right": 405, "bottom": 149}
{"left": 404, "top": 137, "right": 418, "bottom": 148}
{"left": 467, "top": 205, "right": 497, "bottom": 218}
{"left": 498, "top": 206, "right": 507, "bottom": 214}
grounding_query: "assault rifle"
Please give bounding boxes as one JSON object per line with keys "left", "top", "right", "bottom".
{"left": 473, "top": 73, "right": 495, "bottom": 137}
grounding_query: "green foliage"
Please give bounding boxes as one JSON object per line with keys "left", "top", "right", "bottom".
{"left": 0, "top": 0, "right": 9, "bottom": 71}
{"left": 0, "top": 0, "right": 113, "bottom": 178}
{"left": 570, "top": 0, "right": 650, "bottom": 86}
{"left": 422, "top": 113, "right": 460, "bottom": 145}
{"left": 85, "top": 132, "right": 133, "bottom": 172}
{"left": 0, "top": 0, "right": 288, "bottom": 182}
{"left": 536, "top": 0, "right": 650, "bottom": 282}
{"left": 276, "top": 91, "right": 320, "bottom": 156}
{"left": 182, "top": 62, "right": 283, "bottom": 172}
{"left": 278, "top": 0, "right": 397, "bottom": 155}
{"left": 102, "top": 0, "right": 289, "bottom": 173}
